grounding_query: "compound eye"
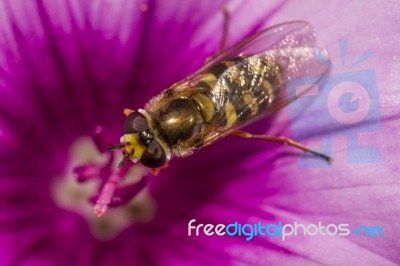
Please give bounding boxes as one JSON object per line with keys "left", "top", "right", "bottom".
{"left": 140, "top": 141, "right": 166, "bottom": 168}
{"left": 123, "top": 112, "right": 148, "bottom": 134}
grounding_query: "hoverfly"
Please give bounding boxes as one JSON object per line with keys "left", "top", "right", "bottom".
{"left": 98, "top": 20, "right": 330, "bottom": 216}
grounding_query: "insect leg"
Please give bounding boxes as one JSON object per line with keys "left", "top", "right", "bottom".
{"left": 123, "top": 108, "right": 135, "bottom": 116}
{"left": 148, "top": 162, "right": 170, "bottom": 176}
{"left": 231, "top": 130, "right": 332, "bottom": 163}
{"left": 219, "top": 8, "right": 230, "bottom": 53}
{"left": 204, "top": 8, "right": 230, "bottom": 64}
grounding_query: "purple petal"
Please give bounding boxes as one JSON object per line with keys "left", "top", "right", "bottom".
{"left": 1, "top": 0, "right": 399, "bottom": 265}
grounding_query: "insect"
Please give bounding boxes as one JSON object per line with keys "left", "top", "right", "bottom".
{"left": 97, "top": 19, "right": 331, "bottom": 216}
{"left": 114, "top": 20, "right": 330, "bottom": 167}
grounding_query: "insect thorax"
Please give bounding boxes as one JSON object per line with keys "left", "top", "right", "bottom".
{"left": 145, "top": 56, "right": 283, "bottom": 157}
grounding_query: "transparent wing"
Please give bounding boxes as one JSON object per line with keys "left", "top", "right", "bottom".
{"left": 200, "top": 46, "right": 329, "bottom": 147}
{"left": 146, "top": 21, "right": 330, "bottom": 155}
{"left": 195, "top": 21, "right": 330, "bottom": 146}
{"left": 166, "top": 21, "right": 328, "bottom": 93}
{"left": 197, "top": 21, "right": 317, "bottom": 74}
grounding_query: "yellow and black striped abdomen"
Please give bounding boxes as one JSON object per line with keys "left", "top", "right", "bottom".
{"left": 193, "top": 56, "right": 283, "bottom": 146}
{"left": 145, "top": 56, "right": 283, "bottom": 155}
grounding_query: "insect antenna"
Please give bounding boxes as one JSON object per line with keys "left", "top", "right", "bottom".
{"left": 118, "top": 150, "right": 134, "bottom": 168}
{"left": 107, "top": 143, "right": 125, "bottom": 150}
{"left": 117, "top": 154, "right": 130, "bottom": 168}
{"left": 107, "top": 143, "right": 133, "bottom": 168}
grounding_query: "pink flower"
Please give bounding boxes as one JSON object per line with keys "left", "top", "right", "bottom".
{"left": 0, "top": 0, "right": 399, "bottom": 265}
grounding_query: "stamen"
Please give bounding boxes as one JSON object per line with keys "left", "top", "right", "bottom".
{"left": 54, "top": 133, "right": 155, "bottom": 240}
{"left": 70, "top": 126, "right": 151, "bottom": 218}
{"left": 94, "top": 160, "right": 133, "bottom": 217}
{"left": 73, "top": 163, "right": 100, "bottom": 183}
{"left": 90, "top": 176, "right": 148, "bottom": 207}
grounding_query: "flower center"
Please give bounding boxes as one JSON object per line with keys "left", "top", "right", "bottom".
{"left": 51, "top": 135, "right": 156, "bottom": 240}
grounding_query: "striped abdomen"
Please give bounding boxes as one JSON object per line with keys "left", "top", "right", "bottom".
{"left": 146, "top": 56, "right": 283, "bottom": 155}
{"left": 193, "top": 56, "right": 283, "bottom": 146}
